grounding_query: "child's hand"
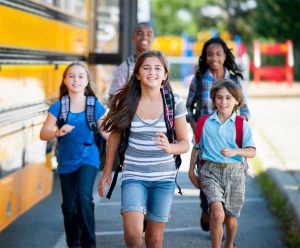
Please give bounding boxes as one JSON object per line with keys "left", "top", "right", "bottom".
{"left": 220, "top": 147, "right": 236, "bottom": 157}
{"left": 56, "top": 124, "right": 75, "bottom": 137}
{"left": 98, "top": 174, "right": 111, "bottom": 198}
{"left": 153, "top": 132, "right": 172, "bottom": 154}
{"left": 188, "top": 169, "right": 203, "bottom": 189}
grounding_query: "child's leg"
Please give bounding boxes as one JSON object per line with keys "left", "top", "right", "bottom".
{"left": 123, "top": 212, "right": 145, "bottom": 247}
{"left": 224, "top": 215, "right": 238, "bottom": 248}
{"left": 121, "top": 180, "right": 148, "bottom": 247}
{"left": 144, "top": 221, "right": 166, "bottom": 248}
{"left": 210, "top": 201, "right": 225, "bottom": 248}
{"left": 145, "top": 180, "right": 175, "bottom": 247}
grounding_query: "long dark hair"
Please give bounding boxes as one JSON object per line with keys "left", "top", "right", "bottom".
{"left": 102, "top": 50, "right": 170, "bottom": 133}
{"left": 195, "top": 37, "right": 243, "bottom": 79}
{"left": 210, "top": 79, "right": 244, "bottom": 112}
{"left": 59, "top": 61, "right": 96, "bottom": 98}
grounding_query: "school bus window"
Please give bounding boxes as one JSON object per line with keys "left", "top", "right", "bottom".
{"left": 40, "top": 0, "right": 53, "bottom": 5}
{"left": 95, "top": 0, "right": 120, "bottom": 53}
{"left": 74, "top": 0, "right": 86, "bottom": 17}
{"left": 53, "top": 0, "right": 64, "bottom": 9}
{"left": 36, "top": 0, "right": 53, "bottom": 6}
{"left": 64, "top": 0, "right": 75, "bottom": 13}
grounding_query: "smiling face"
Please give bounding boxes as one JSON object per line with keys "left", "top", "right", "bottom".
{"left": 214, "top": 87, "right": 239, "bottom": 118}
{"left": 206, "top": 43, "right": 226, "bottom": 72}
{"left": 136, "top": 56, "right": 167, "bottom": 89}
{"left": 133, "top": 24, "right": 154, "bottom": 54}
{"left": 63, "top": 65, "right": 88, "bottom": 94}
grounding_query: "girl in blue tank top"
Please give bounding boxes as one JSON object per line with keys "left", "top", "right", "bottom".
{"left": 40, "top": 62, "right": 107, "bottom": 248}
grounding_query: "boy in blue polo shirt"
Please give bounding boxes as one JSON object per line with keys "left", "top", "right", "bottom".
{"left": 188, "top": 79, "right": 256, "bottom": 248}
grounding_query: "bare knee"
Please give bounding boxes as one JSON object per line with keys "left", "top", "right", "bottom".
{"left": 145, "top": 236, "right": 163, "bottom": 248}
{"left": 123, "top": 212, "right": 144, "bottom": 248}
{"left": 210, "top": 208, "right": 225, "bottom": 225}
{"left": 124, "top": 233, "right": 143, "bottom": 248}
{"left": 144, "top": 220, "right": 165, "bottom": 248}
{"left": 225, "top": 216, "right": 237, "bottom": 231}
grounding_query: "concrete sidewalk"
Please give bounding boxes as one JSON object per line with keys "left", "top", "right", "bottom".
{"left": 249, "top": 98, "right": 300, "bottom": 229}
{"left": 246, "top": 81, "right": 300, "bottom": 98}
{"left": 246, "top": 82, "right": 300, "bottom": 229}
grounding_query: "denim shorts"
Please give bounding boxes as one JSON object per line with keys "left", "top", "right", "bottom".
{"left": 121, "top": 179, "right": 176, "bottom": 223}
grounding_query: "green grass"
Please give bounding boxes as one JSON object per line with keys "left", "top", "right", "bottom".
{"left": 252, "top": 157, "right": 300, "bottom": 248}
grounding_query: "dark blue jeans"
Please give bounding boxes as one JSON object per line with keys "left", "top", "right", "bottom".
{"left": 59, "top": 165, "right": 97, "bottom": 248}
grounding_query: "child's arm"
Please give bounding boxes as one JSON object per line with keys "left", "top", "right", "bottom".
{"left": 98, "top": 131, "right": 121, "bottom": 197}
{"left": 186, "top": 77, "right": 197, "bottom": 132}
{"left": 40, "top": 113, "right": 74, "bottom": 141}
{"left": 221, "top": 119, "right": 256, "bottom": 159}
{"left": 188, "top": 147, "right": 201, "bottom": 189}
{"left": 154, "top": 115, "right": 190, "bottom": 155}
{"left": 97, "top": 118, "right": 109, "bottom": 140}
{"left": 220, "top": 146, "right": 256, "bottom": 158}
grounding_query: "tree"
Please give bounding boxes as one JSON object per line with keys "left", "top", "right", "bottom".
{"left": 252, "top": 0, "right": 300, "bottom": 48}
{"left": 151, "top": 0, "right": 207, "bottom": 38}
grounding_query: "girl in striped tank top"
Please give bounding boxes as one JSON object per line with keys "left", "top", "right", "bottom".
{"left": 98, "top": 50, "right": 189, "bottom": 247}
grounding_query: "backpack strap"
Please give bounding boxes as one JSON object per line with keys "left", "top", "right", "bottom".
{"left": 194, "top": 114, "right": 243, "bottom": 168}
{"left": 161, "top": 87, "right": 174, "bottom": 142}
{"left": 194, "top": 74, "right": 202, "bottom": 121}
{"left": 194, "top": 114, "right": 210, "bottom": 167}
{"left": 195, "top": 114, "right": 210, "bottom": 144}
{"left": 86, "top": 96, "right": 98, "bottom": 131}
{"left": 86, "top": 96, "right": 108, "bottom": 158}
{"left": 106, "top": 126, "right": 131, "bottom": 199}
{"left": 235, "top": 116, "right": 244, "bottom": 148}
{"left": 126, "top": 55, "right": 136, "bottom": 83}
{"left": 126, "top": 57, "right": 131, "bottom": 83}
{"left": 58, "top": 95, "right": 70, "bottom": 128}
{"left": 161, "top": 87, "right": 183, "bottom": 195}
{"left": 195, "top": 114, "right": 244, "bottom": 147}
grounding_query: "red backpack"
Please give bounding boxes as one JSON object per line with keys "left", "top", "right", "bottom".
{"left": 194, "top": 114, "right": 244, "bottom": 166}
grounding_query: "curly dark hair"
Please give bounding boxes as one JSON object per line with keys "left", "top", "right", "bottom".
{"left": 102, "top": 50, "right": 170, "bottom": 133}
{"left": 195, "top": 37, "right": 243, "bottom": 79}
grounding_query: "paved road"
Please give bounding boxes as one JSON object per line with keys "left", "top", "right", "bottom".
{"left": 2, "top": 94, "right": 298, "bottom": 247}
{"left": 0, "top": 123, "right": 286, "bottom": 248}
{"left": 93, "top": 141, "right": 286, "bottom": 248}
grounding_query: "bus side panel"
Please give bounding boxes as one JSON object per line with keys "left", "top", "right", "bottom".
{"left": 0, "top": 5, "right": 87, "bottom": 55}
{"left": 0, "top": 163, "right": 53, "bottom": 231}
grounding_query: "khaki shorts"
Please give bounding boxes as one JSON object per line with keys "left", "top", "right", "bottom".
{"left": 199, "top": 161, "right": 246, "bottom": 217}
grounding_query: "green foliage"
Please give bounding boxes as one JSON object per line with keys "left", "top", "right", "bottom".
{"left": 252, "top": 0, "right": 300, "bottom": 80}
{"left": 151, "top": 0, "right": 300, "bottom": 80}
{"left": 151, "top": 0, "right": 207, "bottom": 37}
{"left": 152, "top": 0, "right": 299, "bottom": 46}
{"left": 253, "top": 0, "right": 300, "bottom": 49}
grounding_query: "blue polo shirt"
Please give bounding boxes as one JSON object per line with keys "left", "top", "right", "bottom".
{"left": 49, "top": 99, "right": 106, "bottom": 173}
{"left": 200, "top": 111, "right": 255, "bottom": 163}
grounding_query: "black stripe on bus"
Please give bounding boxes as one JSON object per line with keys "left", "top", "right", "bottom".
{"left": 0, "top": 47, "right": 85, "bottom": 64}
{"left": 89, "top": 53, "right": 122, "bottom": 65}
{"left": 0, "top": 0, "right": 86, "bottom": 28}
